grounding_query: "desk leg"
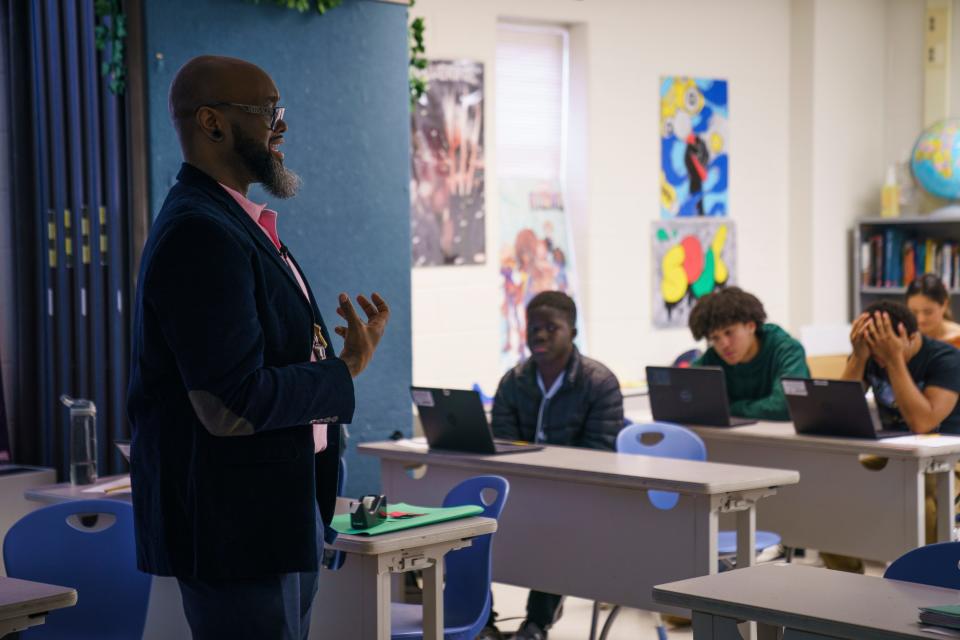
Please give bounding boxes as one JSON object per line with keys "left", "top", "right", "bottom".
{"left": 935, "top": 462, "right": 956, "bottom": 543}
{"left": 736, "top": 506, "right": 757, "bottom": 569}
{"left": 420, "top": 559, "right": 444, "bottom": 640}
{"left": 372, "top": 556, "right": 392, "bottom": 640}
{"left": 907, "top": 460, "right": 926, "bottom": 550}
{"left": 313, "top": 554, "right": 391, "bottom": 639}
{"left": 735, "top": 506, "right": 759, "bottom": 640}
{"left": 692, "top": 612, "right": 747, "bottom": 639}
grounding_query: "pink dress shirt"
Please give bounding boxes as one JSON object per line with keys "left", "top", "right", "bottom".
{"left": 220, "top": 183, "right": 328, "bottom": 453}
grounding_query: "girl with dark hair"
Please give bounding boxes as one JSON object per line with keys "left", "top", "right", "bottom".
{"left": 906, "top": 274, "right": 960, "bottom": 348}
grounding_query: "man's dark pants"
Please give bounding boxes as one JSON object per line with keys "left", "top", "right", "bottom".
{"left": 177, "top": 506, "right": 324, "bottom": 640}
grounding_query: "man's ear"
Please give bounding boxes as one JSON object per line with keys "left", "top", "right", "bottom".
{"left": 195, "top": 106, "right": 225, "bottom": 142}
{"left": 571, "top": 327, "right": 578, "bottom": 340}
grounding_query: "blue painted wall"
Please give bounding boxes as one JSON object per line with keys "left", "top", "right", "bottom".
{"left": 144, "top": 0, "right": 411, "bottom": 495}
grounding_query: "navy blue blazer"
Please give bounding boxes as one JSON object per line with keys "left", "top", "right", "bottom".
{"left": 128, "top": 163, "right": 354, "bottom": 580}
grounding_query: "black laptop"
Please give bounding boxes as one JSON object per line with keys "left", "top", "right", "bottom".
{"left": 410, "top": 387, "right": 544, "bottom": 454}
{"left": 646, "top": 366, "right": 756, "bottom": 427}
{"left": 781, "top": 377, "right": 907, "bottom": 439}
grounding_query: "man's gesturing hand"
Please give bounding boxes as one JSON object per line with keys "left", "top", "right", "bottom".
{"left": 335, "top": 293, "right": 390, "bottom": 378}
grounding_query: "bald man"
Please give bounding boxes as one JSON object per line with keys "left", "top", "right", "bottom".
{"left": 127, "top": 55, "right": 389, "bottom": 639}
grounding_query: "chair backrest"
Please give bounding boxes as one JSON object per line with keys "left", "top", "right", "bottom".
{"left": 806, "top": 354, "right": 848, "bottom": 380}
{"left": 884, "top": 541, "right": 960, "bottom": 590}
{"left": 671, "top": 348, "right": 703, "bottom": 368}
{"left": 3, "top": 499, "right": 151, "bottom": 639}
{"left": 471, "top": 383, "right": 493, "bottom": 409}
{"left": 440, "top": 475, "right": 509, "bottom": 629}
{"left": 616, "top": 422, "right": 706, "bottom": 510}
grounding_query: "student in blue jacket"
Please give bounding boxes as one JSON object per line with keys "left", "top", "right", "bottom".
{"left": 127, "top": 56, "right": 389, "bottom": 639}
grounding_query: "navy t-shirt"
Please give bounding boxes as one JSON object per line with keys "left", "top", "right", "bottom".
{"left": 864, "top": 336, "right": 960, "bottom": 433}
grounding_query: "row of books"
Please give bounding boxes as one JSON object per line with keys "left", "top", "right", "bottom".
{"left": 860, "top": 230, "right": 960, "bottom": 289}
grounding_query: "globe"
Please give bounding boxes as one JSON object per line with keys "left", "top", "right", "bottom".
{"left": 912, "top": 119, "right": 960, "bottom": 201}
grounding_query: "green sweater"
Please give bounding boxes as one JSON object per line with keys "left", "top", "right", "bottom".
{"left": 694, "top": 323, "right": 809, "bottom": 420}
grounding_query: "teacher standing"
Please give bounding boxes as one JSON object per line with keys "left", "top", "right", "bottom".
{"left": 127, "top": 55, "right": 389, "bottom": 639}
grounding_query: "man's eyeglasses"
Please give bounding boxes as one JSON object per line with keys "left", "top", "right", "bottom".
{"left": 201, "top": 102, "right": 286, "bottom": 131}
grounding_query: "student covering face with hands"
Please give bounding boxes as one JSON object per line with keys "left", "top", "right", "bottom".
{"left": 843, "top": 300, "right": 960, "bottom": 434}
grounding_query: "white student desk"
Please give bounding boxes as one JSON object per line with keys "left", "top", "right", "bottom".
{"left": 359, "top": 441, "right": 799, "bottom": 614}
{"left": 0, "top": 575, "right": 76, "bottom": 637}
{"left": 653, "top": 562, "right": 957, "bottom": 639}
{"left": 313, "top": 515, "right": 496, "bottom": 640}
{"left": 24, "top": 477, "right": 494, "bottom": 640}
{"left": 624, "top": 416, "right": 960, "bottom": 562}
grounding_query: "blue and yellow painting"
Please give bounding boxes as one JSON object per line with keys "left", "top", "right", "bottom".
{"left": 660, "top": 77, "right": 728, "bottom": 218}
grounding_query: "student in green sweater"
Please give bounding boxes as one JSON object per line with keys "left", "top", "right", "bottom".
{"left": 688, "top": 287, "right": 810, "bottom": 420}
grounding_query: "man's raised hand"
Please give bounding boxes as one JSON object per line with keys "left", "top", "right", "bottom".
{"left": 335, "top": 293, "right": 390, "bottom": 378}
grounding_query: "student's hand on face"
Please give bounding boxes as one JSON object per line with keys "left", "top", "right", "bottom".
{"left": 849, "top": 313, "right": 873, "bottom": 360}
{"left": 864, "top": 311, "right": 909, "bottom": 367}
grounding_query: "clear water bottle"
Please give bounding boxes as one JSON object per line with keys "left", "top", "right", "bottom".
{"left": 60, "top": 395, "right": 97, "bottom": 485}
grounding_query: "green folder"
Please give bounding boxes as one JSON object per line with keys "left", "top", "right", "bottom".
{"left": 332, "top": 502, "right": 483, "bottom": 536}
{"left": 918, "top": 604, "right": 960, "bottom": 630}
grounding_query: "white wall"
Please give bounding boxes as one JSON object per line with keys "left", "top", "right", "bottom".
{"left": 806, "top": 0, "right": 889, "bottom": 325}
{"left": 886, "top": 0, "right": 925, "bottom": 167}
{"left": 411, "top": 0, "right": 926, "bottom": 392}
{"left": 953, "top": 0, "right": 960, "bottom": 118}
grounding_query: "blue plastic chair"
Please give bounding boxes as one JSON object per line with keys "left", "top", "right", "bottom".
{"left": 671, "top": 348, "right": 703, "bottom": 368}
{"left": 472, "top": 383, "right": 494, "bottom": 409}
{"left": 591, "top": 423, "right": 783, "bottom": 640}
{"left": 884, "top": 541, "right": 960, "bottom": 589}
{"left": 3, "top": 499, "right": 152, "bottom": 639}
{"left": 616, "top": 422, "right": 782, "bottom": 558}
{"left": 391, "top": 475, "right": 510, "bottom": 640}
{"left": 323, "top": 457, "right": 349, "bottom": 572}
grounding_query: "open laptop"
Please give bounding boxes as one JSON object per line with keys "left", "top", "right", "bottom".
{"left": 781, "top": 377, "right": 907, "bottom": 439}
{"left": 410, "top": 387, "right": 544, "bottom": 455}
{"left": 646, "top": 366, "right": 756, "bottom": 427}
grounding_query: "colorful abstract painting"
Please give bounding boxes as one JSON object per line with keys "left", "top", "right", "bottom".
{"left": 411, "top": 60, "right": 486, "bottom": 267}
{"left": 499, "top": 178, "right": 582, "bottom": 370}
{"left": 652, "top": 219, "right": 736, "bottom": 328}
{"left": 660, "top": 77, "right": 728, "bottom": 218}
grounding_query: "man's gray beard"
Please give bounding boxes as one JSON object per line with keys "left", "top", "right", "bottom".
{"left": 232, "top": 124, "right": 302, "bottom": 199}
{"left": 261, "top": 162, "right": 301, "bottom": 199}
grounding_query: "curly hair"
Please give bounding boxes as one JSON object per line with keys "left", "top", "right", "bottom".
{"left": 864, "top": 300, "right": 919, "bottom": 336}
{"left": 527, "top": 290, "right": 577, "bottom": 327}
{"left": 688, "top": 287, "right": 767, "bottom": 340}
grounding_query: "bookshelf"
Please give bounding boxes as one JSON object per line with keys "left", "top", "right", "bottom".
{"left": 854, "top": 214, "right": 960, "bottom": 319}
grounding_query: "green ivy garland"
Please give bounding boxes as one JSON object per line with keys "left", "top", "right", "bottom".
{"left": 251, "top": 0, "right": 343, "bottom": 14}
{"left": 408, "top": 0, "right": 427, "bottom": 108}
{"left": 94, "top": 0, "right": 127, "bottom": 95}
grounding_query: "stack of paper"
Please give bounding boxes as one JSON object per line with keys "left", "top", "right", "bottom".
{"left": 80, "top": 475, "right": 131, "bottom": 494}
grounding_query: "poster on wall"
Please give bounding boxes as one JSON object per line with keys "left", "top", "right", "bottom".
{"left": 499, "top": 178, "right": 583, "bottom": 371}
{"left": 410, "top": 60, "right": 486, "bottom": 267}
{"left": 652, "top": 219, "right": 736, "bottom": 329}
{"left": 660, "top": 76, "right": 729, "bottom": 218}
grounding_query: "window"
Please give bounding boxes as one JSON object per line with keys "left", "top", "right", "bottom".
{"left": 496, "top": 23, "right": 569, "bottom": 182}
